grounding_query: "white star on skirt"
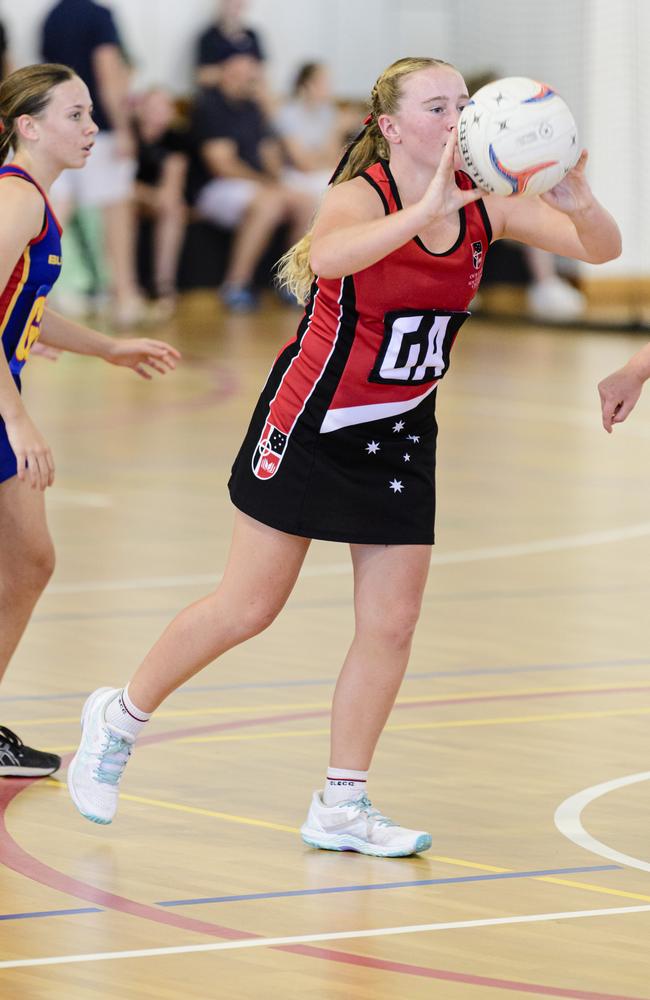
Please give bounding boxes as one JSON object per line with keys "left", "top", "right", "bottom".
{"left": 389, "top": 479, "right": 404, "bottom": 493}
{"left": 392, "top": 420, "right": 405, "bottom": 432}
{"left": 366, "top": 440, "right": 380, "bottom": 454}
{"left": 403, "top": 453, "right": 411, "bottom": 462}
{"left": 407, "top": 434, "right": 420, "bottom": 443}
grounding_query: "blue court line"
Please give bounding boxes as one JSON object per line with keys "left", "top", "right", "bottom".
{"left": 2, "top": 657, "right": 650, "bottom": 702}
{"left": 0, "top": 864, "right": 619, "bottom": 922}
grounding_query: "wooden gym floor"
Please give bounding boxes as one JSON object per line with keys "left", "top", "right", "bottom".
{"left": 1, "top": 294, "right": 649, "bottom": 998}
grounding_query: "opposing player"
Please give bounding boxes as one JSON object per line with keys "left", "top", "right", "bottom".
{"left": 598, "top": 344, "right": 650, "bottom": 432}
{"left": 68, "top": 57, "right": 620, "bottom": 855}
{"left": 0, "top": 64, "right": 180, "bottom": 777}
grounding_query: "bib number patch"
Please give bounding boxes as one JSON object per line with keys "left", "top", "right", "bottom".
{"left": 369, "top": 309, "right": 470, "bottom": 386}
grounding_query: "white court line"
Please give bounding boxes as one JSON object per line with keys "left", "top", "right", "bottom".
{"left": 45, "top": 521, "right": 650, "bottom": 595}
{"left": 555, "top": 772, "right": 650, "bottom": 872}
{"left": 46, "top": 489, "right": 113, "bottom": 509}
{"left": 1, "top": 902, "right": 650, "bottom": 970}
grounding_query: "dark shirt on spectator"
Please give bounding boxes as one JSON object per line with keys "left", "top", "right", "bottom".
{"left": 186, "top": 87, "right": 273, "bottom": 204}
{"left": 136, "top": 126, "right": 191, "bottom": 188}
{"left": 197, "top": 24, "right": 264, "bottom": 68}
{"left": 0, "top": 21, "right": 8, "bottom": 82}
{"left": 41, "top": 0, "right": 121, "bottom": 132}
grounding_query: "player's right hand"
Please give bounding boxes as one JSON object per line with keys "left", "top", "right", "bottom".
{"left": 5, "top": 412, "right": 55, "bottom": 489}
{"left": 419, "top": 127, "right": 482, "bottom": 223}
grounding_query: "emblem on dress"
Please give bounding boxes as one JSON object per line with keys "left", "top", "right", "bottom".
{"left": 252, "top": 420, "right": 288, "bottom": 480}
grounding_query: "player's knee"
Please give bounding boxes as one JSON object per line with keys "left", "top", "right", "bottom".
{"left": 12, "top": 537, "right": 56, "bottom": 596}
{"left": 359, "top": 604, "right": 422, "bottom": 649}
{"left": 238, "top": 598, "right": 283, "bottom": 640}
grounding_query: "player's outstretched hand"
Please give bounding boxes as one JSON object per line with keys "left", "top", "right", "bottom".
{"left": 541, "top": 150, "right": 592, "bottom": 214}
{"left": 420, "top": 127, "right": 482, "bottom": 222}
{"left": 598, "top": 365, "right": 644, "bottom": 433}
{"left": 107, "top": 338, "right": 181, "bottom": 380}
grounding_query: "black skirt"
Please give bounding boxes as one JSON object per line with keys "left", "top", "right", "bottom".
{"left": 228, "top": 358, "right": 438, "bottom": 546}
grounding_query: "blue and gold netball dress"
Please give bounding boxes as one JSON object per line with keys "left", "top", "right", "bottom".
{"left": 0, "top": 165, "right": 62, "bottom": 483}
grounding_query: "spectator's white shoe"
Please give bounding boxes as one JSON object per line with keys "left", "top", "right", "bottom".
{"left": 300, "top": 792, "right": 432, "bottom": 857}
{"left": 527, "top": 277, "right": 586, "bottom": 321}
{"left": 67, "top": 688, "right": 134, "bottom": 825}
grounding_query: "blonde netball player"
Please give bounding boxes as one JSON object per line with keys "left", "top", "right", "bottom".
{"left": 68, "top": 57, "right": 619, "bottom": 856}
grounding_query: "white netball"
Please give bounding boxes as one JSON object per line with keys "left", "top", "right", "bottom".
{"left": 457, "top": 77, "right": 580, "bottom": 197}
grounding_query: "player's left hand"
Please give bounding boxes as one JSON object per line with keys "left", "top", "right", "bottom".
{"left": 598, "top": 365, "right": 644, "bottom": 433}
{"left": 541, "top": 150, "right": 592, "bottom": 214}
{"left": 107, "top": 338, "right": 181, "bottom": 379}
{"left": 30, "top": 342, "right": 62, "bottom": 362}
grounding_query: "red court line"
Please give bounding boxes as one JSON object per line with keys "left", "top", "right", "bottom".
{"left": 0, "top": 714, "right": 647, "bottom": 999}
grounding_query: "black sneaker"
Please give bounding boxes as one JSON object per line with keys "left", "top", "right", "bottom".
{"left": 0, "top": 726, "right": 61, "bottom": 777}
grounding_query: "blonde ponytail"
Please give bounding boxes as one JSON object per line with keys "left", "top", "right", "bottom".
{"left": 276, "top": 56, "right": 454, "bottom": 304}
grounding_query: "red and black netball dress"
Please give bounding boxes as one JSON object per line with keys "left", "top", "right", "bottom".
{"left": 229, "top": 160, "right": 491, "bottom": 544}
{"left": 0, "top": 165, "right": 62, "bottom": 484}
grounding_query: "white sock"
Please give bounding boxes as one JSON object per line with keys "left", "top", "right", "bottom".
{"left": 323, "top": 767, "right": 368, "bottom": 806}
{"left": 104, "top": 685, "right": 151, "bottom": 740}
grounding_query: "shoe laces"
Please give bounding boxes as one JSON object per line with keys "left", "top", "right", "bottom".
{"left": 0, "top": 726, "right": 23, "bottom": 749}
{"left": 94, "top": 732, "right": 132, "bottom": 785}
{"left": 341, "top": 793, "right": 397, "bottom": 828}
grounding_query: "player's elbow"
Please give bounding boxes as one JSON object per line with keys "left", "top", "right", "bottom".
{"left": 309, "top": 242, "right": 343, "bottom": 279}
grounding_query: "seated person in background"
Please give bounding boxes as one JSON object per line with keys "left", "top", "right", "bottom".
{"left": 133, "top": 88, "right": 189, "bottom": 316}
{"left": 196, "top": 0, "right": 265, "bottom": 90}
{"left": 275, "top": 62, "right": 361, "bottom": 197}
{"left": 187, "top": 54, "right": 315, "bottom": 312}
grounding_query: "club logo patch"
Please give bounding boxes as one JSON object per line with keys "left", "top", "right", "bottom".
{"left": 252, "top": 420, "right": 288, "bottom": 480}
{"left": 471, "top": 241, "right": 483, "bottom": 270}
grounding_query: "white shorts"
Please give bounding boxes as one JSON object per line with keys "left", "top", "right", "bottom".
{"left": 51, "top": 132, "right": 136, "bottom": 209}
{"left": 195, "top": 177, "right": 259, "bottom": 229}
{"left": 282, "top": 167, "right": 330, "bottom": 198}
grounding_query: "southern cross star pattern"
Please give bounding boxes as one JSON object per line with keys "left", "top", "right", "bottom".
{"left": 364, "top": 418, "right": 423, "bottom": 495}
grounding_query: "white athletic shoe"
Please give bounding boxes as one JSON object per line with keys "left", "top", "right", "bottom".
{"left": 300, "top": 792, "right": 432, "bottom": 857}
{"left": 67, "top": 688, "right": 134, "bottom": 825}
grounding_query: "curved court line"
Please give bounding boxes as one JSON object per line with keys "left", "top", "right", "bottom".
{"left": 555, "top": 772, "right": 650, "bottom": 872}
{"left": 14, "top": 680, "right": 650, "bottom": 728}
{"left": 4, "top": 656, "right": 650, "bottom": 703}
{"left": 43, "top": 520, "right": 650, "bottom": 595}
{"left": 1, "top": 717, "right": 648, "bottom": 998}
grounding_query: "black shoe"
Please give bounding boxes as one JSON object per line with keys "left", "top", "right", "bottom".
{"left": 0, "top": 726, "right": 61, "bottom": 777}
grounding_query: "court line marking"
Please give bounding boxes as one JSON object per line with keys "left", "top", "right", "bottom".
{"left": 4, "top": 656, "right": 650, "bottom": 703}
{"left": 176, "top": 706, "right": 650, "bottom": 744}
{"left": 45, "top": 704, "right": 650, "bottom": 756}
{"left": 2, "top": 721, "right": 649, "bottom": 998}
{"left": 2, "top": 901, "right": 650, "bottom": 971}
{"left": 13, "top": 680, "right": 650, "bottom": 727}
{"left": 555, "top": 772, "right": 650, "bottom": 873}
{"left": 114, "top": 789, "right": 650, "bottom": 905}
{"left": 42, "top": 520, "right": 650, "bottom": 594}
{"left": 0, "top": 865, "right": 620, "bottom": 923}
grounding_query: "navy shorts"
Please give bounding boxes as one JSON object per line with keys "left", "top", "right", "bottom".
{"left": 0, "top": 419, "right": 17, "bottom": 484}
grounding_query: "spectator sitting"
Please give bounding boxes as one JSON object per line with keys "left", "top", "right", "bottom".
{"left": 275, "top": 62, "right": 361, "bottom": 197}
{"left": 196, "top": 0, "right": 264, "bottom": 91}
{"left": 133, "top": 88, "right": 190, "bottom": 317}
{"left": 187, "top": 54, "right": 315, "bottom": 312}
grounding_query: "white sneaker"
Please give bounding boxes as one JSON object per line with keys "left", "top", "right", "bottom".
{"left": 527, "top": 277, "right": 586, "bottom": 321}
{"left": 67, "top": 688, "right": 134, "bottom": 825}
{"left": 300, "top": 792, "right": 432, "bottom": 857}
